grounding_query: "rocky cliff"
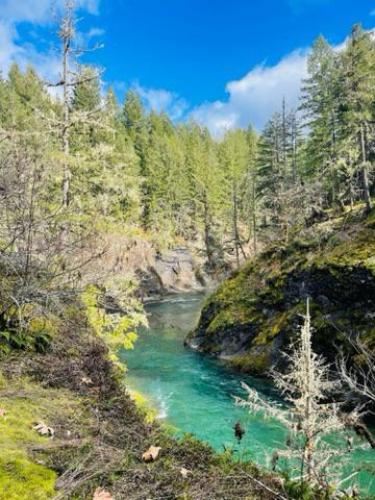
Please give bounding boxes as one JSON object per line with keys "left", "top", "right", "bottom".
{"left": 136, "top": 247, "right": 210, "bottom": 300}
{"left": 186, "top": 209, "right": 375, "bottom": 375}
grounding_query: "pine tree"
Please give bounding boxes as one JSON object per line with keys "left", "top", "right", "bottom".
{"left": 257, "top": 112, "right": 284, "bottom": 226}
{"left": 243, "top": 126, "right": 258, "bottom": 254}
{"left": 72, "top": 66, "right": 101, "bottom": 111}
{"left": 71, "top": 65, "right": 102, "bottom": 149}
{"left": 220, "top": 130, "right": 249, "bottom": 267}
{"left": 104, "top": 87, "right": 120, "bottom": 119}
{"left": 184, "top": 123, "right": 225, "bottom": 268}
{"left": 339, "top": 24, "right": 375, "bottom": 212}
{"left": 122, "top": 89, "right": 149, "bottom": 168}
{"left": 301, "top": 36, "right": 341, "bottom": 206}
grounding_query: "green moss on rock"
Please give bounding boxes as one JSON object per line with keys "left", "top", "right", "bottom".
{"left": 188, "top": 211, "right": 375, "bottom": 375}
{"left": 229, "top": 350, "right": 270, "bottom": 374}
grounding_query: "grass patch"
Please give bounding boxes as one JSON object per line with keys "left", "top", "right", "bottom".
{"left": 128, "top": 389, "right": 157, "bottom": 423}
{"left": 0, "top": 376, "right": 92, "bottom": 500}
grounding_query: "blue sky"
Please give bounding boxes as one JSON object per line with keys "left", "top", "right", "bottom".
{"left": 0, "top": 0, "right": 374, "bottom": 134}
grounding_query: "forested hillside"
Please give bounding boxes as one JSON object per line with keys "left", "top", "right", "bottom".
{"left": 1, "top": 24, "right": 374, "bottom": 291}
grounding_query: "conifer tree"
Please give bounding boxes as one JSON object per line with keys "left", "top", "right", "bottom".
{"left": 300, "top": 36, "right": 341, "bottom": 206}
{"left": 220, "top": 130, "right": 249, "bottom": 267}
{"left": 339, "top": 24, "right": 375, "bottom": 212}
{"left": 257, "top": 112, "right": 284, "bottom": 226}
{"left": 243, "top": 126, "right": 258, "bottom": 254}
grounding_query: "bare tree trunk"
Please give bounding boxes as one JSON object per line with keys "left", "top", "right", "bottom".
{"left": 62, "top": 41, "right": 70, "bottom": 208}
{"left": 303, "top": 298, "right": 314, "bottom": 482}
{"left": 349, "top": 174, "right": 355, "bottom": 210}
{"left": 23, "top": 165, "right": 38, "bottom": 287}
{"left": 60, "top": 1, "right": 74, "bottom": 208}
{"left": 292, "top": 115, "right": 298, "bottom": 185}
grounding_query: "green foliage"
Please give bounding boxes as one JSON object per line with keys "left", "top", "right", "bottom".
{"left": 282, "top": 475, "right": 319, "bottom": 500}
{"left": 81, "top": 284, "right": 147, "bottom": 369}
{"left": 1, "top": 22, "right": 373, "bottom": 270}
{"left": 128, "top": 389, "right": 157, "bottom": 423}
{"left": 0, "top": 302, "right": 59, "bottom": 355}
{"left": 0, "top": 13, "right": 374, "bottom": 382}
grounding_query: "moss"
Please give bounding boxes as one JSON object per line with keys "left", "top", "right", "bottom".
{"left": 28, "top": 316, "right": 59, "bottom": 338}
{"left": 0, "top": 378, "right": 92, "bottom": 499}
{"left": 190, "top": 209, "right": 375, "bottom": 374}
{"left": 0, "top": 453, "right": 56, "bottom": 500}
{"left": 313, "top": 219, "right": 375, "bottom": 274}
{"left": 229, "top": 350, "right": 270, "bottom": 374}
{"left": 254, "top": 309, "right": 295, "bottom": 346}
{"left": 128, "top": 389, "right": 157, "bottom": 423}
{"left": 206, "top": 305, "right": 255, "bottom": 335}
{"left": 0, "top": 394, "right": 56, "bottom": 498}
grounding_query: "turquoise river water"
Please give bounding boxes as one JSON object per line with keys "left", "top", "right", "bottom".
{"left": 121, "top": 293, "right": 375, "bottom": 495}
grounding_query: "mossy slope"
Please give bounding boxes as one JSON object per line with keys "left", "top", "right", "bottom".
{"left": 187, "top": 210, "right": 375, "bottom": 374}
{"left": 0, "top": 299, "right": 283, "bottom": 499}
{"left": 0, "top": 376, "right": 91, "bottom": 500}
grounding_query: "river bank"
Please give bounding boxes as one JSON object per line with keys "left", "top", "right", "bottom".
{"left": 122, "top": 294, "right": 375, "bottom": 497}
{"left": 0, "top": 295, "right": 284, "bottom": 500}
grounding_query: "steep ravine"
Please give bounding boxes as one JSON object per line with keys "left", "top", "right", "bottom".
{"left": 186, "top": 210, "right": 375, "bottom": 375}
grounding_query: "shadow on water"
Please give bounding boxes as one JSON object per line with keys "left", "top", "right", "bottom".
{"left": 120, "top": 293, "right": 375, "bottom": 494}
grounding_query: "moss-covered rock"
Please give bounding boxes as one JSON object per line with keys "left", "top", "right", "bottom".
{"left": 186, "top": 210, "right": 375, "bottom": 375}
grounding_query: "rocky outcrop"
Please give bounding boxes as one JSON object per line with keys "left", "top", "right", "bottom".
{"left": 85, "top": 231, "right": 216, "bottom": 301}
{"left": 136, "top": 247, "right": 214, "bottom": 300}
{"left": 186, "top": 210, "right": 375, "bottom": 375}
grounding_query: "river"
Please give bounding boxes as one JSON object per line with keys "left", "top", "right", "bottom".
{"left": 121, "top": 293, "right": 375, "bottom": 495}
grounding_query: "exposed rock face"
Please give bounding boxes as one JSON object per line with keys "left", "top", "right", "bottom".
{"left": 186, "top": 211, "right": 375, "bottom": 375}
{"left": 85, "top": 231, "right": 216, "bottom": 301}
{"left": 137, "top": 247, "right": 211, "bottom": 300}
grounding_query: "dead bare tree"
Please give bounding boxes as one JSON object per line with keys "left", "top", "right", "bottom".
{"left": 338, "top": 338, "right": 375, "bottom": 407}
{"left": 236, "top": 299, "right": 363, "bottom": 496}
{"left": 47, "top": 0, "right": 103, "bottom": 208}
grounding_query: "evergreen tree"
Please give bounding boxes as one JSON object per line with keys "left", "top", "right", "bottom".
{"left": 122, "top": 89, "right": 149, "bottom": 168}
{"left": 72, "top": 66, "right": 101, "bottom": 111}
{"left": 300, "top": 36, "right": 341, "bottom": 206}
{"left": 243, "top": 126, "right": 258, "bottom": 254}
{"left": 220, "top": 130, "right": 249, "bottom": 267}
{"left": 71, "top": 65, "right": 102, "bottom": 149}
{"left": 257, "top": 112, "right": 284, "bottom": 226}
{"left": 339, "top": 24, "right": 375, "bottom": 212}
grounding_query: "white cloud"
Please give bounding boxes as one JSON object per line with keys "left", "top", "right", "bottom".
{"left": 0, "top": 22, "right": 23, "bottom": 76}
{"left": 86, "top": 27, "right": 105, "bottom": 39}
{"left": 0, "top": 0, "right": 100, "bottom": 80}
{"left": 190, "top": 49, "right": 308, "bottom": 137}
{"left": 0, "top": 0, "right": 100, "bottom": 24}
{"left": 135, "top": 84, "right": 189, "bottom": 121}
{"left": 0, "top": 0, "right": 56, "bottom": 25}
